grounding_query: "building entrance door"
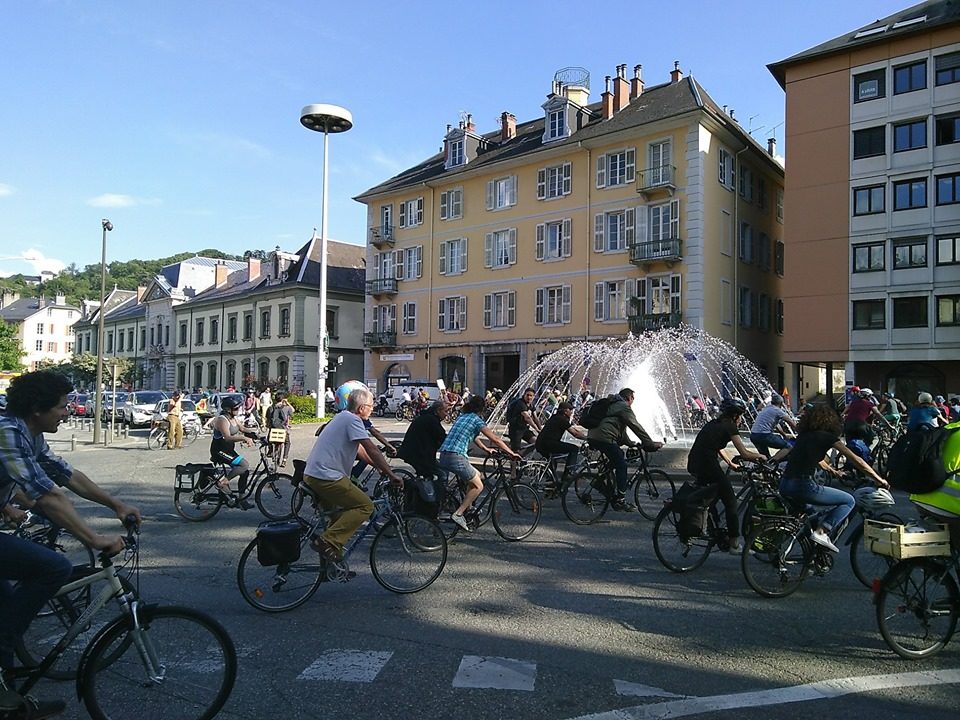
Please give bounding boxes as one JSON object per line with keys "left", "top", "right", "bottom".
{"left": 484, "top": 353, "right": 519, "bottom": 393}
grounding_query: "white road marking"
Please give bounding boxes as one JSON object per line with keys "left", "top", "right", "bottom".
{"left": 452, "top": 655, "right": 537, "bottom": 691}
{"left": 571, "top": 667, "right": 960, "bottom": 719}
{"left": 297, "top": 650, "right": 393, "bottom": 683}
{"left": 614, "top": 680, "right": 686, "bottom": 699}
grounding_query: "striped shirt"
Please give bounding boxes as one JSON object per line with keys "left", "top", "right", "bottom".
{"left": 440, "top": 413, "right": 486, "bottom": 456}
{"left": 0, "top": 415, "right": 72, "bottom": 507}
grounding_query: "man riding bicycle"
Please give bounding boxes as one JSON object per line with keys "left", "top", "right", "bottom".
{"left": 748, "top": 394, "right": 796, "bottom": 460}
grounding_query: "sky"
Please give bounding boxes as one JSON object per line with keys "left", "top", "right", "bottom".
{"left": 0, "top": 0, "right": 912, "bottom": 278}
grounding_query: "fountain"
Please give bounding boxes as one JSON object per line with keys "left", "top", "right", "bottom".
{"left": 487, "top": 325, "right": 775, "bottom": 448}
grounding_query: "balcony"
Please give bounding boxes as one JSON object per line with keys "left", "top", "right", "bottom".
{"left": 628, "top": 312, "right": 682, "bottom": 334}
{"left": 629, "top": 238, "right": 682, "bottom": 267}
{"left": 636, "top": 164, "right": 676, "bottom": 198}
{"left": 363, "top": 331, "right": 397, "bottom": 349}
{"left": 365, "top": 278, "right": 398, "bottom": 296}
{"left": 369, "top": 226, "right": 395, "bottom": 249}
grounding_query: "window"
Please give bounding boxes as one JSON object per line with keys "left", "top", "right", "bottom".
{"left": 720, "top": 279, "right": 732, "bottom": 325}
{"left": 596, "top": 148, "right": 635, "bottom": 188}
{"left": 593, "top": 209, "right": 634, "bottom": 252}
{"left": 438, "top": 238, "right": 467, "bottom": 275}
{"left": 376, "top": 250, "right": 394, "bottom": 281}
{"left": 243, "top": 313, "right": 253, "bottom": 341}
{"left": 139, "top": 328, "right": 145, "bottom": 350}
{"left": 547, "top": 108, "right": 566, "bottom": 140}
{"left": 536, "top": 219, "right": 572, "bottom": 260}
{"left": 718, "top": 148, "right": 734, "bottom": 188}
{"left": 720, "top": 210, "right": 733, "bottom": 256}
{"left": 758, "top": 177, "right": 768, "bottom": 210}
{"left": 259, "top": 310, "right": 271, "bottom": 338}
{"left": 758, "top": 232, "right": 771, "bottom": 271}
{"left": 208, "top": 362, "right": 217, "bottom": 388}
{"left": 893, "top": 60, "right": 927, "bottom": 94}
{"left": 227, "top": 315, "right": 237, "bottom": 342}
{"left": 937, "top": 236, "right": 960, "bottom": 265}
{"left": 396, "top": 245, "right": 423, "bottom": 280}
{"left": 853, "top": 300, "right": 885, "bottom": 329}
{"left": 195, "top": 319, "right": 204, "bottom": 345}
{"left": 439, "top": 188, "right": 463, "bottom": 220}
{"left": 649, "top": 200, "right": 680, "bottom": 243}
{"left": 853, "top": 126, "right": 885, "bottom": 158}
{"left": 648, "top": 140, "right": 671, "bottom": 186}
{"left": 854, "top": 68, "right": 886, "bottom": 102}
{"left": 35, "top": 340, "right": 42, "bottom": 352}
{"left": 399, "top": 197, "right": 424, "bottom": 228}
{"left": 326, "top": 307, "right": 338, "bottom": 339}
{"left": 853, "top": 185, "right": 885, "bottom": 215}
{"left": 372, "top": 304, "right": 396, "bottom": 333}
{"left": 535, "top": 285, "right": 571, "bottom": 325}
{"left": 380, "top": 204, "right": 392, "bottom": 233}
{"left": 258, "top": 360, "right": 269, "bottom": 385}
{"left": 893, "top": 179, "right": 927, "bottom": 210}
{"left": 776, "top": 189, "right": 784, "bottom": 223}
{"left": 483, "top": 229, "right": 516, "bottom": 268}
{"left": 739, "top": 223, "right": 753, "bottom": 264}
{"left": 177, "top": 364, "right": 186, "bottom": 389}
{"left": 447, "top": 138, "right": 464, "bottom": 168}
{"left": 853, "top": 243, "right": 885, "bottom": 272}
{"left": 483, "top": 291, "right": 516, "bottom": 328}
{"left": 537, "top": 162, "right": 572, "bottom": 200}
{"left": 775, "top": 298, "right": 785, "bottom": 334}
{"left": 225, "top": 361, "right": 236, "bottom": 389}
{"left": 36, "top": 323, "right": 43, "bottom": 335}
{"left": 438, "top": 296, "right": 467, "bottom": 332}
{"left": 486, "top": 176, "right": 517, "bottom": 210}
{"left": 66, "top": 342, "right": 73, "bottom": 353}
{"left": 738, "top": 287, "right": 753, "bottom": 328}
{"left": 937, "top": 295, "right": 960, "bottom": 326}
{"left": 117, "top": 332, "right": 124, "bottom": 352}
{"left": 593, "top": 279, "right": 632, "bottom": 321}
{"left": 47, "top": 341, "right": 56, "bottom": 352}
{"left": 646, "top": 274, "right": 682, "bottom": 317}
{"left": 149, "top": 327, "right": 154, "bottom": 346}
{"left": 936, "top": 51, "right": 960, "bottom": 86}
{"left": 279, "top": 307, "right": 290, "bottom": 336}
{"left": 276, "top": 360, "right": 287, "bottom": 384}
{"left": 164, "top": 324, "right": 169, "bottom": 347}
{"left": 242, "top": 361, "right": 251, "bottom": 384}
{"left": 774, "top": 241, "right": 785, "bottom": 276}
{"left": 738, "top": 164, "right": 754, "bottom": 202}
{"left": 936, "top": 173, "right": 960, "bottom": 205}
{"left": 402, "top": 302, "right": 417, "bottom": 334}
{"left": 893, "top": 120, "right": 927, "bottom": 152}
{"left": 935, "top": 114, "right": 960, "bottom": 145}
{"left": 209, "top": 317, "right": 219, "bottom": 344}
{"left": 893, "top": 239, "right": 927, "bottom": 269}
{"left": 893, "top": 296, "right": 928, "bottom": 328}
{"left": 758, "top": 293, "right": 771, "bottom": 332}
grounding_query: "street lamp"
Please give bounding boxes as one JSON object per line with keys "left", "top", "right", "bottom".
{"left": 93, "top": 218, "right": 113, "bottom": 444}
{"left": 300, "top": 103, "right": 353, "bottom": 418}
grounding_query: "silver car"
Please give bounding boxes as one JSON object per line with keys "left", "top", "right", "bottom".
{"left": 151, "top": 399, "right": 200, "bottom": 428}
{"left": 121, "top": 390, "right": 168, "bottom": 427}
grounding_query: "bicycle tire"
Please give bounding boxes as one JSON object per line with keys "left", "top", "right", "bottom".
{"left": 741, "top": 519, "right": 811, "bottom": 598}
{"left": 633, "top": 469, "right": 676, "bottom": 521}
{"left": 254, "top": 473, "right": 296, "bottom": 521}
{"left": 182, "top": 423, "right": 202, "bottom": 446}
{"left": 78, "top": 605, "right": 237, "bottom": 720}
{"left": 491, "top": 482, "right": 541, "bottom": 541}
{"left": 875, "top": 558, "right": 959, "bottom": 659}
{"left": 848, "top": 512, "right": 902, "bottom": 589}
{"left": 561, "top": 469, "right": 609, "bottom": 525}
{"left": 236, "top": 534, "right": 324, "bottom": 612}
{"left": 652, "top": 504, "right": 715, "bottom": 573}
{"left": 369, "top": 516, "right": 447, "bottom": 593}
{"left": 173, "top": 482, "right": 224, "bottom": 522}
{"left": 147, "top": 427, "right": 166, "bottom": 450}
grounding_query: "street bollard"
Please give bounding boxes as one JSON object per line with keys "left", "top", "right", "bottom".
{"left": 71, "top": 434, "right": 76, "bottom": 452}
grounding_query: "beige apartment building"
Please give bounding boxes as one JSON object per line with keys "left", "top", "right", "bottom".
{"left": 770, "top": 0, "right": 960, "bottom": 402}
{"left": 356, "top": 63, "right": 786, "bottom": 395}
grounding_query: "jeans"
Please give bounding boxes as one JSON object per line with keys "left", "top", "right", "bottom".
{"left": 749, "top": 432, "right": 790, "bottom": 457}
{"left": 589, "top": 440, "right": 628, "bottom": 496}
{"left": 779, "top": 476, "right": 855, "bottom": 533}
{"left": 0, "top": 532, "right": 73, "bottom": 670}
{"left": 537, "top": 441, "right": 580, "bottom": 479}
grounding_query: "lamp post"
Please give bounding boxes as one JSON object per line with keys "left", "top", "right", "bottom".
{"left": 92, "top": 218, "right": 113, "bottom": 444}
{"left": 300, "top": 103, "right": 353, "bottom": 418}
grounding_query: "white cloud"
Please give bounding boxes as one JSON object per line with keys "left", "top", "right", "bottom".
{"left": 87, "top": 194, "right": 162, "bottom": 208}
{"left": 0, "top": 183, "right": 15, "bottom": 197}
{"left": 4, "top": 249, "right": 67, "bottom": 276}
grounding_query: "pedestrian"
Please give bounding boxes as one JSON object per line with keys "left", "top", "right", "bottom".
{"left": 258, "top": 387, "right": 273, "bottom": 428}
{"left": 166, "top": 390, "right": 184, "bottom": 450}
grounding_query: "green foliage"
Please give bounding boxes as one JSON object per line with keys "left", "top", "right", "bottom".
{"left": 287, "top": 393, "right": 327, "bottom": 423}
{"left": 0, "top": 322, "right": 25, "bottom": 371}
{"left": 37, "top": 353, "right": 136, "bottom": 389}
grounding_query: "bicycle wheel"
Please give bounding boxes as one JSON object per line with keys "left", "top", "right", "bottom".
{"left": 182, "top": 423, "right": 201, "bottom": 446}
{"left": 254, "top": 473, "right": 296, "bottom": 520}
{"left": 369, "top": 516, "right": 447, "bottom": 593}
{"left": 652, "top": 504, "right": 715, "bottom": 573}
{"left": 633, "top": 469, "right": 676, "bottom": 521}
{"left": 741, "top": 520, "right": 811, "bottom": 598}
{"left": 875, "top": 558, "right": 959, "bottom": 659}
{"left": 236, "top": 535, "right": 324, "bottom": 612}
{"left": 173, "top": 480, "right": 224, "bottom": 522}
{"left": 147, "top": 427, "right": 166, "bottom": 450}
{"left": 561, "top": 469, "right": 609, "bottom": 525}
{"left": 491, "top": 482, "right": 541, "bottom": 541}
{"left": 848, "top": 513, "right": 901, "bottom": 589}
{"left": 78, "top": 605, "right": 236, "bottom": 720}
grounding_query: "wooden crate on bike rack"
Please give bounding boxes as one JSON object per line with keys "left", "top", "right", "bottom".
{"left": 863, "top": 519, "right": 952, "bottom": 559}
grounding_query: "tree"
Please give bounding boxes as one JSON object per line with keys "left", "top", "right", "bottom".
{"left": 0, "top": 322, "right": 25, "bottom": 371}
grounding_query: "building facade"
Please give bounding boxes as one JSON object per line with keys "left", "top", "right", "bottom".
{"left": 0, "top": 291, "right": 79, "bottom": 370}
{"left": 356, "top": 63, "right": 787, "bottom": 395}
{"left": 770, "top": 0, "right": 960, "bottom": 402}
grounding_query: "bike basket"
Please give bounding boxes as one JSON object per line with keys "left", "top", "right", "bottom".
{"left": 256, "top": 520, "right": 303, "bottom": 566}
{"left": 863, "top": 519, "right": 951, "bottom": 559}
{"left": 268, "top": 428, "right": 287, "bottom": 443}
{"left": 174, "top": 463, "right": 217, "bottom": 491}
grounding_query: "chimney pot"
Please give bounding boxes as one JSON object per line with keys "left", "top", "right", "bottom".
{"left": 670, "top": 61, "right": 683, "bottom": 83}
{"left": 466, "top": 113, "right": 474, "bottom": 132}
{"left": 613, "top": 65, "right": 630, "bottom": 112}
{"left": 602, "top": 76, "right": 614, "bottom": 120}
{"left": 630, "top": 64, "right": 644, "bottom": 100}
{"left": 500, "top": 111, "right": 516, "bottom": 141}
{"left": 767, "top": 137, "right": 777, "bottom": 157}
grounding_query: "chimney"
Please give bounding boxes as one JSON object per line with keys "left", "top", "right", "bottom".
{"left": 136, "top": 285, "right": 146, "bottom": 302}
{"left": 630, "top": 64, "right": 644, "bottom": 99}
{"left": 55, "top": 293, "right": 66, "bottom": 306}
{"left": 247, "top": 257, "right": 261, "bottom": 282}
{"left": 500, "top": 112, "right": 516, "bottom": 142}
{"left": 443, "top": 123, "right": 451, "bottom": 159}
{"left": 214, "top": 262, "right": 229, "bottom": 287}
{"left": 767, "top": 137, "right": 777, "bottom": 157}
{"left": 670, "top": 60, "right": 683, "bottom": 84}
{"left": 613, "top": 64, "right": 630, "bottom": 112}
{"left": 465, "top": 113, "right": 475, "bottom": 133}
{"left": 602, "top": 76, "right": 614, "bottom": 120}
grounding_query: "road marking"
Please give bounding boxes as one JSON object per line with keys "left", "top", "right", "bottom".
{"left": 452, "top": 655, "right": 537, "bottom": 691}
{"left": 297, "top": 650, "right": 393, "bottom": 683}
{"left": 614, "top": 680, "right": 686, "bottom": 699}
{"left": 571, "top": 668, "right": 960, "bottom": 719}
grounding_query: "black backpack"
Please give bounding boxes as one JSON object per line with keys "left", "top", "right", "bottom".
{"left": 506, "top": 398, "right": 525, "bottom": 426}
{"left": 579, "top": 396, "right": 615, "bottom": 429}
{"left": 886, "top": 426, "right": 957, "bottom": 493}
{"left": 268, "top": 405, "right": 286, "bottom": 429}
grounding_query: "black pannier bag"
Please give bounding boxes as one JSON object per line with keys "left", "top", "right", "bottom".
{"left": 256, "top": 520, "right": 303, "bottom": 566}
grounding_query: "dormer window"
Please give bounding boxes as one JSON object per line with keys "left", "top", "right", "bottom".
{"left": 448, "top": 137, "right": 465, "bottom": 168}
{"left": 548, "top": 108, "right": 566, "bottom": 139}
{"left": 542, "top": 97, "right": 573, "bottom": 143}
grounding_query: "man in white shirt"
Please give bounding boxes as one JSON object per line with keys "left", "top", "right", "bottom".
{"left": 257, "top": 387, "right": 272, "bottom": 428}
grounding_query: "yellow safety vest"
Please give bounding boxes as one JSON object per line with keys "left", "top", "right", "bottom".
{"left": 910, "top": 420, "right": 960, "bottom": 516}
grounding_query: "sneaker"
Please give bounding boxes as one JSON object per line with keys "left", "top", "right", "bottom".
{"left": 728, "top": 538, "right": 743, "bottom": 555}
{"left": 811, "top": 529, "right": 840, "bottom": 553}
{"left": 610, "top": 498, "right": 636, "bottom": 512}
{"left": 450, "top": 512, "right": 472, "bottom": 532}
{"left": 237, "top": 498, "right": 253, "bottom": 511}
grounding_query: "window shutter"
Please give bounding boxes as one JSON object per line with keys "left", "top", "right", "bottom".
{"left": 484, "top": 233, "right": 493, "bottom": 268}
{"left": 486, "top": 180, "right": 494, "bottom": 210}
{"left": 537, "top": 169, "right": 546, "bottom": 199}
{"left": 596, "top": 155, "right": 606, "bottom": 188}
{"left": 394, "top": 250, "right": 404, "bottom": 280}
{"left": 625, "top": 279, "right": 636, "bottom": 319}
{"left": 507, "top": 291, "right": 516, "bottom": 326}
{"left": 535, "top": 288, "right": 544, "bottom": 324}
{"left": 669, "top": 198, "right": 680, "bottom": 239}
{"left": 399, "top": 201, "right": 407, "bottom": 228}
{"left": 458, "top": 296, "right": 467, "bottom": 330}
{"left": 561, "top": 219, "right": 572, "bottom": 257}
{"left": 562, "top": 285, "right": 571, "bottom": 323}
{"left": 440, "top": 191, "right": 448, "bottom": 220}
{"left": 671, "top": 274, "right": 682, "bottom": 314}
{"left": 438, "top": 241, "right": 447, "bottom": 275}
{"left": 438, "top": 298, "right": 446, "bottom": 331}
{"left": 536, "top": 224, "right": 545, "bottom": 260}
{"left": 562, "top": 162, "right": 572, "bottom": 195}
{"left": 625, "top": 148, "right": 636, "bottom": 183}
{"left": 625, "top": 208, "right": 635, "bottom": 247}
{"left": 389, "top": 303, "right": 397, "bottom": 331}
{"left": 415, "top": 246, "right": 423, "bottom": 278}
{"left": 594, "top": 282, "right": 605, "bottom": 320}
{"left": 637, "top": 205, "right": 648, "bottom": 244}
{"left": 483, "top": 294, "right": 492, "bottom": 328}
{"left": 415, "top": 197, "right": 423, "bottom": 225}
{"left": 637, "top": 277, "right": 647, "bottom": 314}
{"left": 594, "top": 213, "right": 605, "bottom": 252}
{"left": 508, "top": 228, "right": 517, "bottom": 264}
{"left": 461, "top": 237, "right": 468, "bottom": 272}
{"left": 508, "top": 176, "right": 517, "bottom": 206}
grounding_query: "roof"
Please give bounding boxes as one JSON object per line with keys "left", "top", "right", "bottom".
{"left": 768, "top": 0, "right": 960, "bottom": 87}
{"left": 159, "top": 256, "right": 247, "bottom": 286}
{"left": 0, "top": 296, "right": 80, "bottom": 322}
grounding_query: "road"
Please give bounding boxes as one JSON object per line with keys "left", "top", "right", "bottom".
{"left": 27, "top": 419, "right": 960, "bottom": 719}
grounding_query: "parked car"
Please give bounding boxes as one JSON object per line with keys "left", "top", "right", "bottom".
{"left": 120, "top": 390, "right": 168, "bottom": 427}
{"left": 151, "top": 399, "right": 200, "bottom": 428}
{"left": 379, "top": 382, "right": 444, "bottom": 414}
{"left": 207, "top": 392, "right": 246, "bottom": 417}
{"left": 85, "top": 392, "right": 128, "bottom": 422}
{"left": 67, "top": 392, "right": 89, "bottom": 416}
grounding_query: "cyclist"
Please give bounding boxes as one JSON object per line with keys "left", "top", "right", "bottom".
{"left": 209, "top": 396, "right": 255, "bottom": 509}
{"left": 303, "top": 386, "right": 401, "bottom": 561}
{"left": 535, "top": 401, "right": 587, "bottom": 492}
{"left": 748, "top": 394, "right": 796, "bottom": 460}
{"left": 586, "top": 388, "right": 663, "bottom": 512}
{"left": 910, "top": 418, "right": 960, "bottom": 546}
{"left": 398, "top": 400, "right": 448, "bottom": 481}
{"left": 778, "top": 403, "right": 888, "bottom": 553}
{"left": 908, "top": 392, "right": 948, "bottom": 430}
{"left": 0, "top": 370, "right": 141, "bottom": 720}
{"left": 437, "top": 394, "right": 520, "bottom": 532}
{"left": 686, "top": 397, "right": 765, "bottom": 552}
{"left": 505, "top": 387, "right": 541, "bottom": 453}
{"left": 843, "top": 387, "right": 890, "bottom": 450}
{"left": 878, "top": 391, "right": 903, "bottom": 428}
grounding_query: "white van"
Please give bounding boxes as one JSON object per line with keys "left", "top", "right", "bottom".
{"left": 379, "top": 382, "right": 443, "bottom": 414}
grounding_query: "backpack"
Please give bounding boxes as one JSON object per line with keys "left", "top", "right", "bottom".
{"left": 505, "top": 398, "right": 525, "bottom": 427}
{"left": 268, "top": 405, "right": 286, "bottom": 429}
{"left": 886, "top": 426, "right": 957, "bottom": 493}
{"left": 578, "top": 396, "right": 615, "bottom": 429}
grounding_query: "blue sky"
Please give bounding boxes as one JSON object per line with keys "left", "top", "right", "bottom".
{"left": 0, "top": 0, "right": 909, "bottom": 278}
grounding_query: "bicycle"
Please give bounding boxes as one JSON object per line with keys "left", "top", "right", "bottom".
{"left": 237, "top": 477, "right": 448, "bottom": 611}
{"left": 563, "top": 446, "right": 675, "bottom": 524}
{"left": 173, "top": 435, "right": 296, "bottom": 522}
{"left": 147, "top": 417, "right": 202, "bottom": 450}
{"left": 9, "top": 518, "right": 237, "bottom": 720}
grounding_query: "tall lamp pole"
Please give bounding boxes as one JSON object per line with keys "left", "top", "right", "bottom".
{"left": 92, "top": 218, "right": 113, "bottom": 444}
{"left": 300, "top": 104, "right": 353, "bottom": 418}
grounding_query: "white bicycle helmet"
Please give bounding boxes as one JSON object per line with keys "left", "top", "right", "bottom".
{"left": 859, "top": 387, "right": 874, "bottom": 398}
{"left": 853, "top": 486, "right": 895, "bottom": 511}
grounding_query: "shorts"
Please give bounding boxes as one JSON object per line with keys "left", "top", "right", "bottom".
{"left": 212, "top": 449, "right": 242, "bottom": 466}
{"left": 438, "top": 451, "right": 479, "bottom": 484}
